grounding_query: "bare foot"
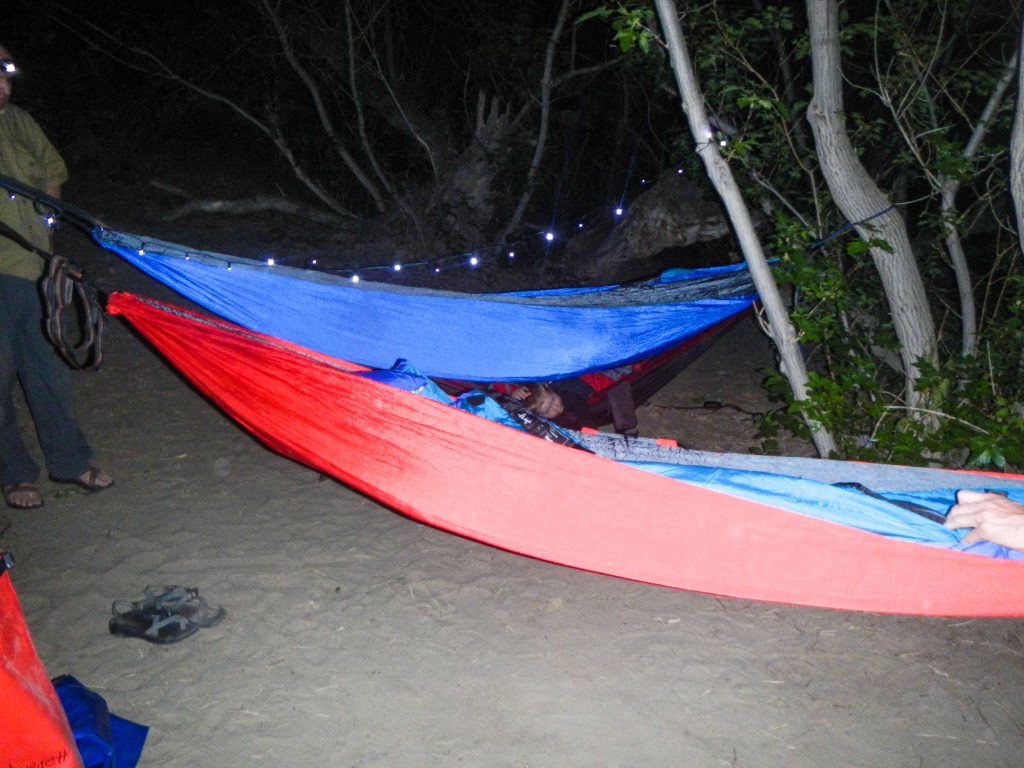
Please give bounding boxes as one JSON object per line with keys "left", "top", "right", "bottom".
{"left": 74, "top": 467, "right": 114, "bottom": 492}
{"left": 2, "top": 482, "right": 44, "bottom": 509}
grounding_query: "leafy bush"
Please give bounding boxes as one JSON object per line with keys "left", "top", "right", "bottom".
{"left": 762, "top": 243, "right": 1024, "bottom": 471}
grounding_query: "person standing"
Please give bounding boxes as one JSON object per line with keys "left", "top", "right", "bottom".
{"left": 0, "top": 43, "right": 112, "bottom": 509}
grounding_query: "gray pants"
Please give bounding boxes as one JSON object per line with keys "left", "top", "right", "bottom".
{"left": 0, "top": 274, "right": 92, "bottom": 484}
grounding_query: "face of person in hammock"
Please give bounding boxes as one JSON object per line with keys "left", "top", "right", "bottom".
{"left": 512, "top": 383, "right": 565, "bottom": 420}
{"left": 531, "top": 387, "right": 565, "bottom": 419}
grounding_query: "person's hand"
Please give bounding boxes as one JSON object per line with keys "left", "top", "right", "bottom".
{"left": 944, "top": 490, "right": 1024, "bottom": 551}
{"left": 510, "top": 386, "right": 531, "bottom": 402}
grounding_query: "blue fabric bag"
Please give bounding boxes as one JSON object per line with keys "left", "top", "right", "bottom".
{"left": 52, "top": 675, "right": 148, "bottom": 768}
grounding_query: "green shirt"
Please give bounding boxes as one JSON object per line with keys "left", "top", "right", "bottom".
{"left": 0, "top": 103, "right": 69, "bottom": 280}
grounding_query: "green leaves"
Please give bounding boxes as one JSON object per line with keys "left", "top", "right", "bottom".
{"left": 580, "top": 0, "right": 1022, "bottom": 473}
{"left": 577, "top": 5, "right": 657, "bottom": 54}
{"left": 757, "top": 211, "right": 1023, "bottom": 471}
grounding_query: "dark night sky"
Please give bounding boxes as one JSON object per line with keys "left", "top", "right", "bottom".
{"left": 5, "top": 1, "right": 650, "bottom": 223}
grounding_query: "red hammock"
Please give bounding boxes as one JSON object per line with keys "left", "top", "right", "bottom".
{"left": 106, "top": 292, "right": 1024, "bottom": 616}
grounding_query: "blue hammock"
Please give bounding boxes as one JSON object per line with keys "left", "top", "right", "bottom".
{"left": 93, "top": 228, "right": 757, "bottom": 382}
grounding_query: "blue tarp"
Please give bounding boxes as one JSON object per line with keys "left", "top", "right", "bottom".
{"left": 95, "top": 228, "right": 757, "bottom": 382}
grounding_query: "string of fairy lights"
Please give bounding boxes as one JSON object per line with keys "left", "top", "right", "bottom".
{"left": 7, "top": 141, "right": 898, "bottom": 286}
{"left": 307, "top": 195, "right": 644, "bottom": 282}
{"left": 5, "top": 174, "right": 681, "bottom": 284}
{"left": 267, "top": 172, "right": 679, "bottom": 280}
{"left": 2, "top": 106, "right": 739, "bottom": 283}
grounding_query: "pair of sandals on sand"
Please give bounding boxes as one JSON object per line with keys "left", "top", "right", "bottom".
{"left": 2, "top": 466, "right": 114, "bottom": 509}
{"left": 109, "top": 585, "right": 226, "bottom": 644}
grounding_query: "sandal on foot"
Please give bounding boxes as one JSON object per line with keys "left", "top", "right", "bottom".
{"left": 109, "top": 603, "right": 200, "bottom": 644}
{"left": 2, "top": 482, "right": 44, "bottom": 510}
{"left": 53, "top": 467, "right": 114, "bottom": 492}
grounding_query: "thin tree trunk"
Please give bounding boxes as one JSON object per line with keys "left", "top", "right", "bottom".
{"left": 260, "top": 0, "right": 385, "bottom": 213}
{"left": 653, "top": 0, "right": 837, "bottom": 458}
{"left": 805, "top": 0, "right": 937, "bottom": 406}
{"left": 500, "top": 0, "right": 572, "bottom": 244}
{"left": 345, "top": 0, "right": 428, "bottom": 246}
{"left": 1012, "top": 13, "right": 1024, "bottom": 259}
{"left": 939, "top": 52, "right": 1016, "bottom": 356}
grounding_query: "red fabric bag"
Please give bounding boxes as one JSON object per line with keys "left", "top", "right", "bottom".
{"left": 0, "top": 557, "right": 83, "bottom": 768}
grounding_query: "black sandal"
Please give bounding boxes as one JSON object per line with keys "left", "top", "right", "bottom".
{"left": 137, "top": 584, "right": 226, "bottom": 628}
{"left": 108, "top": 603, "right": 200, "bottom": 644}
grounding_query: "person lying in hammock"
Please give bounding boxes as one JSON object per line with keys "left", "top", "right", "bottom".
{"left": 505, "top": 376, "right": 639, "bottom": 436}
{"left": 357, "top": 359, "right": 591, "bottom": 450}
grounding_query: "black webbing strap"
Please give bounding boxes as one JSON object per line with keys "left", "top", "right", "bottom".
{"left": 833, "top": 481, "right": 947, "bottom": 524}
{"left": 0, "top": 172, "right": 101, "bottom": 233}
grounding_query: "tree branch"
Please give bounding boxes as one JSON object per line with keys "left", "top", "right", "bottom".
{"left": 259, "top": 0, "right": 385, "bottom": 212}
{"left": 499, "top": 0, "right": 573, "bottom": 244}
{"left": 53, "top": 5, "right": 358, "bottom": 218}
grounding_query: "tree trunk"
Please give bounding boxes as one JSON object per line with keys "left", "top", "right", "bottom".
{"left": 936, "top": 53, "right": 1017, "bottom": 356}
{"left": 500, "top": 0, "right": 573, "bottom": 244}
{"left": 653, "top": 0, "right": 838, "bottom": 458}
{"left": 1012, "top": 13, "right": 1024, "bottom": 260}
{"left": 260, "top": 0, "right": 385, "bottom": 212}
{"left": 805, "top": 0, "right": 936, "bottom": 406}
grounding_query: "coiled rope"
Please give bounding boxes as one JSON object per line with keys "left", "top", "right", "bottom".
{"left": 41, "top": 252, "right": 107, "bottom": 369}
{"left": 0, "top": 220, "right": 106, "bottom": 370}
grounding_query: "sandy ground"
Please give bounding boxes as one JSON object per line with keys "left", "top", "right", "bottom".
{"left": 3, "top": 203, "right": 1024, "bottom": 768}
